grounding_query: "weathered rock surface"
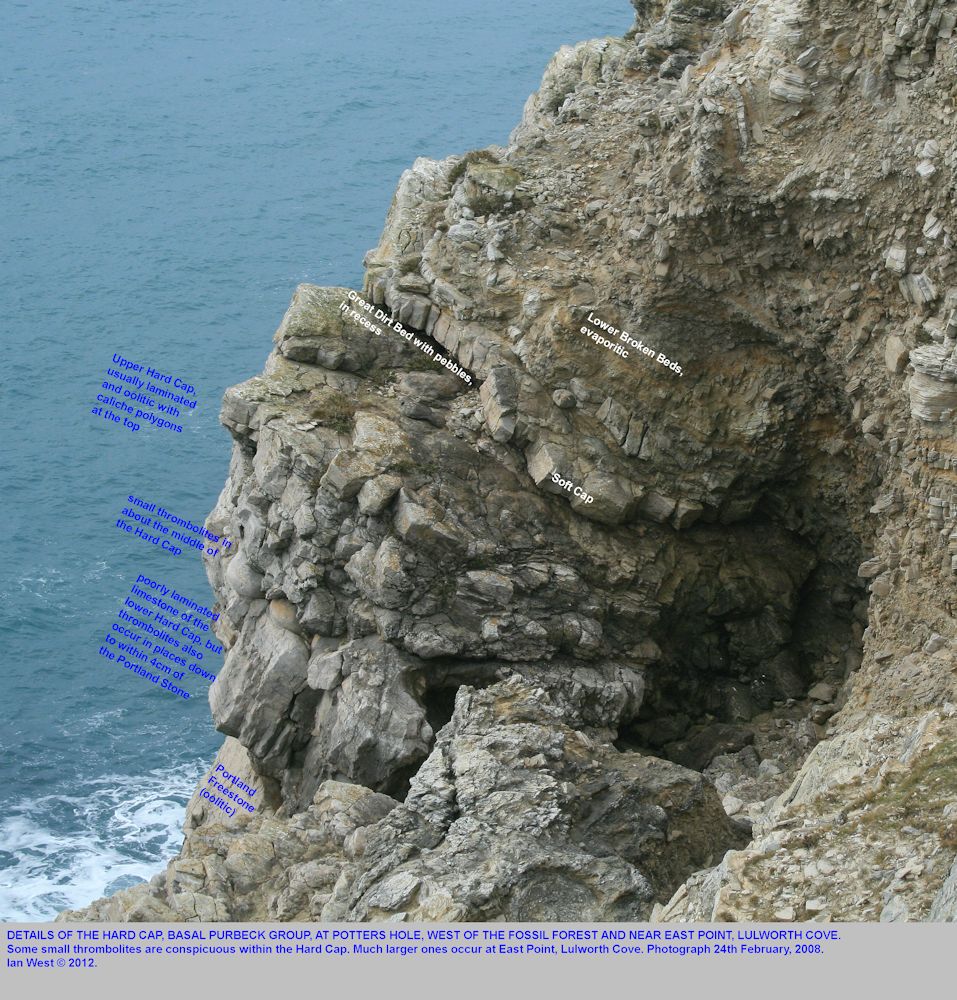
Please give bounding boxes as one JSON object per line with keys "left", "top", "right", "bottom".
{"left": 929, "top": 854, "right": 957, "bottom": 921}
{"left": 654, "top": 708, "right": 957, "bottom": 922}
{"left": 67, "top": 0, "right": 957, "bottom": 922}
{"left": 62, "top": 677, "right": 740, "bottom": 922}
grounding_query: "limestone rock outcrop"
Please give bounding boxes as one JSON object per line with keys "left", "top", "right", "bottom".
{"left": 64, "top": 677, "right": 741, "bottom": 921}
{"left": 66, "top": 0, "right": 957, "bottom": 922}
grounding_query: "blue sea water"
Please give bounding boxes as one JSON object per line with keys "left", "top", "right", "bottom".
{"left": 0, "top": 0, "right": 631, "bottom": 920}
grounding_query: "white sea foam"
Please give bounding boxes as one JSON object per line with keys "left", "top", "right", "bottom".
{"left": 0, "top": 760, "right": 206, "bottom": 921}
{"left": 82, "top": 559, "right": 110, "bottom": 584}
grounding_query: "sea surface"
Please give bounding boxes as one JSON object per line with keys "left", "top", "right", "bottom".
{"left": 0, "top": 0, "right": 630, "bottom": 920}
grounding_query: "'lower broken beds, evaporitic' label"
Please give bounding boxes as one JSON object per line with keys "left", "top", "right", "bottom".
{"left": 580, "top": 311, "right": 683, "bottom": 375}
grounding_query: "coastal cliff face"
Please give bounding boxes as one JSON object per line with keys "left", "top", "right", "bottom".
{"left": 66, "top": 0, "right": 957, "bottom": 922}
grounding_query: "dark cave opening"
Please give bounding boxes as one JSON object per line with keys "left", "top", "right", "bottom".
{"left": 617, "top": 488, "right": 869, "bottom": 772}
{"left": 383, "top": 762, "right": 422, "bottom": 803}
{"left": 604, "top": 304, "right": 878, "bottom": 777}
{"left": 423, "top": 684, "right": 460, "bottom": 738}
{"left": 380, "top": 682, "right": 472, "bottom": 803}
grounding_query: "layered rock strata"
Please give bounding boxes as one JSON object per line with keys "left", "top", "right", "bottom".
{"left": 66, "top": 0, "right": 957, "bottom": 922}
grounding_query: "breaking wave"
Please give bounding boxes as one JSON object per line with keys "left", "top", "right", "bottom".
{"left": 0, "top": 761, "right": 205, "bottom": 921}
